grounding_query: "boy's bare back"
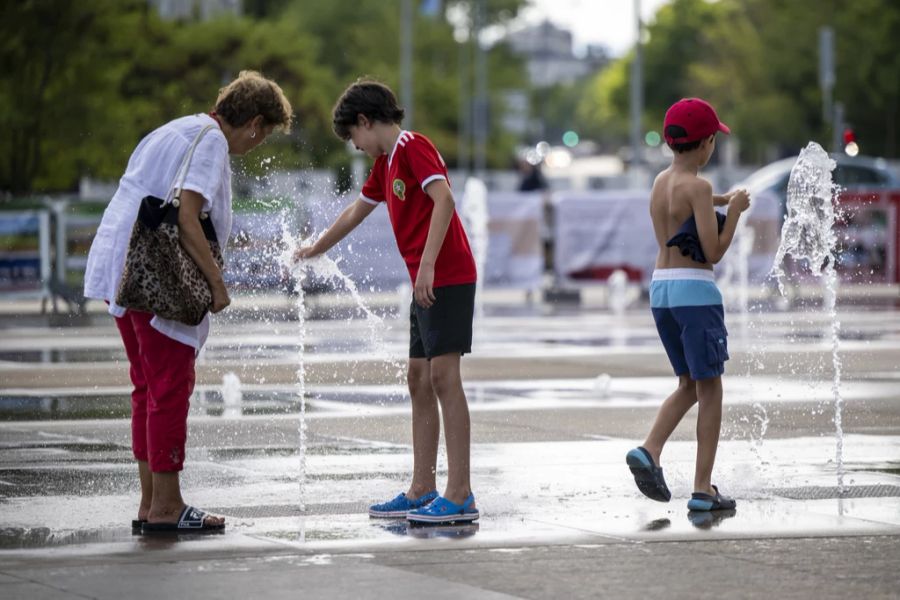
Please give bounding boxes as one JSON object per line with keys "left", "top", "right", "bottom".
{"left": 650, "top": 167, "right": 715, "bottom": 270}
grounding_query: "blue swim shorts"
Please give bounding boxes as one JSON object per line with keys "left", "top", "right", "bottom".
{"left": 650, "top": 268, "right": 729, "bottom": 381}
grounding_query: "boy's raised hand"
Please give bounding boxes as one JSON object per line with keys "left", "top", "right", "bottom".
{"left": 414, "top": 262, "right": 436, "bottom": 308}
{"left": 727, "top": 189, "right": 751, "bottom": 214}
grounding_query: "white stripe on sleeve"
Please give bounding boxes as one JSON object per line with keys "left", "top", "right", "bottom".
{"left": 421, "top": 174, "right": 447, "bottom": 190}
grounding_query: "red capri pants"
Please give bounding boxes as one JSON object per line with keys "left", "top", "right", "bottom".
{"left": 114, "top": 309, "right": 196, "bottom": 472}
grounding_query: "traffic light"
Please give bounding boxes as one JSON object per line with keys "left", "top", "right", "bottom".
{"left": 843, "top": 127, "right": 859, "bottom": 156}
{"left": 842, "top": 128, "right": 856, "bottom": 145}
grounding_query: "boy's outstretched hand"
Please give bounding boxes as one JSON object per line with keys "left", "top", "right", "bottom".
{"left": 414, "top": 262, "right": 436, "bottom": 308}
{"left": 727, "top": 189, "right": 751, "bottom": 214}
{"left": 293, "top": 245, "right": 320, "bottom": 263}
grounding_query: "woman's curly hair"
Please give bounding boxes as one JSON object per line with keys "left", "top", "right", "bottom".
{"left": 215, "top": 70, "right": 293, "bottom": 133}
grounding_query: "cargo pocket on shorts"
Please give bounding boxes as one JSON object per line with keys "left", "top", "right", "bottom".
{"left": 705, "top": 328, "right": 729, "bottom": 364}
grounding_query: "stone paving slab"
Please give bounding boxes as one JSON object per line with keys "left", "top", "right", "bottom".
{"left": 1, "top": 535, "right": 898, "bottom": 599}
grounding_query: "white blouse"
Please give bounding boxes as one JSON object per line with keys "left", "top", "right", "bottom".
{"left": 84, "top": 113, "right": 232, "bottom": 352}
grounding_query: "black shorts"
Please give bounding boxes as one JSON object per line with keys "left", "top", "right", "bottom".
{"left": 409, "top": 283, "right": 476, "bottom": 359}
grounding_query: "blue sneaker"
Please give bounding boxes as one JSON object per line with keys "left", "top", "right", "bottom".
{"left": 369, "top": 490, "right": 438, "bottom": 518}
{"left": 407, "top": 493, "right": 479, "bottom": 524}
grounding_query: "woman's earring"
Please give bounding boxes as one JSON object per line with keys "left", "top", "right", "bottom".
{"left": 250, "top": 130, "right": 257, "bottom": 139}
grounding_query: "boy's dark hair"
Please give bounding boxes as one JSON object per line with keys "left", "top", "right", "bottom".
{"left": 665, "top": 125, "right": 704, "bottom": 153}
{"left": 332, "top": 79, "right": 405, "bottom": 140}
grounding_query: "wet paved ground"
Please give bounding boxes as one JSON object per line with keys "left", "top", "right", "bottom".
{"left": 1, "top": 289, "right": 899, "bottom": 598}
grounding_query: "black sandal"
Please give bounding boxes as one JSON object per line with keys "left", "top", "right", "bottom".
{"left": 141, "top": 505, "right": 225, "bottom": 533}
{"left": 687, "top": 485, "right": 736, "bottom": 511}
{"left": 626, "top": 447, "right": 672, "bottom": 502}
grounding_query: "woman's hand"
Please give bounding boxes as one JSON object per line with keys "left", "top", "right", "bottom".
{"left": 414, "top": 262, "right": 436, "bottom": 308}
{"left": 210, "top": 282, "right": 231, "bottom": 313}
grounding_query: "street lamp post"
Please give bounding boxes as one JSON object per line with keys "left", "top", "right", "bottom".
{"left": 401, "top": 0, "right": 414, "bottom": 129}
{"left": 473, "top": 0, "right": 488, "bottom": 177}
{"left": 629, "top": 0, "right": 644, "bottom": 170}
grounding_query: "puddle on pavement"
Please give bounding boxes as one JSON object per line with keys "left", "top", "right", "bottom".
{"left": 0, "top": 526, "right": 140, "bottom": 549}
{"left": 0, "top": 526, "right": 234, "bottom": 550}
{"left": 784, "top": 329, "right": 888, "bottom": 342}
{"left": 0, "top": 340, "right": 375, "bottom": 364}
{"left": 0, "top": 391, "right": 307, "bottom": 420}
{"left": 3, "top": 442, "right": 128, "bottom": 453}
{"left": 851, "top": 462, "right": 900, "bottom": 477}
{"left": 383, "top": 520, "right": 481, "bottom": 540}
{"left": 0, "top": 466, "right": 257, "bottom": 499}
{"left": 0, "top": 468, "right": 138, "bottom": 498}
{"left": 207, "top": 444, "right": 405, "bottom": 460}
{"left": 540, "top": 335, "right": 660, "bottom": 347}
{"left": 0, "top": 397, "right": 133, "bottom": 420}
{"left": 0, "top": 349, "right": 128, "bottom": 363}
{"left": 3, "top": 381, "right": 612, "bottom": 421}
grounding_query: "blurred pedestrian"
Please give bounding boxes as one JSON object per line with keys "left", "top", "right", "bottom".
{"left": 517, "top": 158, "right": 548, "bottom": 192}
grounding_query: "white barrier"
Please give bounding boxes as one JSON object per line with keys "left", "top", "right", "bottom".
{"left": 0, "top": 211, "right": 52, "bottom": 298}
{"left": 472, "top": 190, "right": 543, "bottom": 290}
{"left": 552, "top": 190, "right": 657, "bottom": 285}
{"left": 305, "top": 188, "right": 545, "bottom": 291}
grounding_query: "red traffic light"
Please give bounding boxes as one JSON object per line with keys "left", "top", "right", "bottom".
{"left": 842, "top": 128, "right": 856, "bottom": 145}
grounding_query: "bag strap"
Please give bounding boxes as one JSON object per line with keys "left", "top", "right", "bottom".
{"left": 167, "top": 123, "right": 217, "bottom": 207}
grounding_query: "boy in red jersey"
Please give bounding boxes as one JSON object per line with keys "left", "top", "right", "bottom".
{"left": 295, "top": 80, "right": 478, "bottom": 524}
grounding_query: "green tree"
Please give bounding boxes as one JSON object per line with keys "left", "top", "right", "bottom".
{"left": 0, "top": 2, "right": 336, "bottom": 194}
{"left": 577, "top": 57, "right": 631, "bottom": 146}
{"left": 831, "top": 0, "right": 900, "bottom": 157}
{"left": 280, "top": 0, "right": 529, "bottom": 168}
{"left": 121, "top": 13, "right": 336, "bottom": 172}
{"left": 576, "top": 0, "right": 900, "bottom": 161}
{"left": 0, "top": 0, "right": 145, "bottom": 194}
{"left": 0, "top": 0, "right": 531, "bottom": 195}
{"left": 577, "top": 0, "right": 725, "bottom": 152}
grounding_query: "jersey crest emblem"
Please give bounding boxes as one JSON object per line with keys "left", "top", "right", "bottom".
{"left": 392, "top": 178, "right": 406, "bottom": 200}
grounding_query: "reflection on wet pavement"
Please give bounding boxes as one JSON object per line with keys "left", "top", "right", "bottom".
{"left": 1, "top": 426, "right": 899, "bottom": 552}
{"left": 687, "top": 509, "right": 737, "bottom": 530}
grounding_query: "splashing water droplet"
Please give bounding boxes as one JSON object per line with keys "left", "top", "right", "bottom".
{"left": 769, "top": 141, "right": 845, "bottom": 492}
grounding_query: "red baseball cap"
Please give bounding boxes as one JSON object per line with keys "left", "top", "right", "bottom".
{"left": 663, "top": 98, "right": 730, "bottom": 144}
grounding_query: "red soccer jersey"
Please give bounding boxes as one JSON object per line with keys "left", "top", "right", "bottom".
{"left": 360, "top": 130, "right": 477, "bottom": 287}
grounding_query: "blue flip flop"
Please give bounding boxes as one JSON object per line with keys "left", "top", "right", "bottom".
{"left": 687, "top": 485, "right": 736, "bottom": 511}
{"left": 626, "top": 447, "right": 672, "bottom": 502}
{"left": 407, "top": 493, "right": 479, "bottom": 524}
{"left": 369, "top": 490, "right": 439, "bottom": 518}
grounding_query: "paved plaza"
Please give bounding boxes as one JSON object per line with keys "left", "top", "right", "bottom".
{"left": 1, "top": 289, "right": 899, "bottom": 598}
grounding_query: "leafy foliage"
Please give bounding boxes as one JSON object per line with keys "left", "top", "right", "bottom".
{"left": 0, "top": 0, "right": 528, "bottom": 195}
{"left": 576, "top": 0, "right": 900, "bottom": 161}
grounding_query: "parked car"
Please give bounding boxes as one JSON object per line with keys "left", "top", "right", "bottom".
{"left": 738, "top": 153, "right": 899, "bottom": 203}
{"left": 733, "top": 154, "right": 900, "bottom": 284}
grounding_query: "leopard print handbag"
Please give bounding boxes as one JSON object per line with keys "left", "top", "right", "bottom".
{"left": 115, "top": 124, "right": 223, "bottom": 326}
